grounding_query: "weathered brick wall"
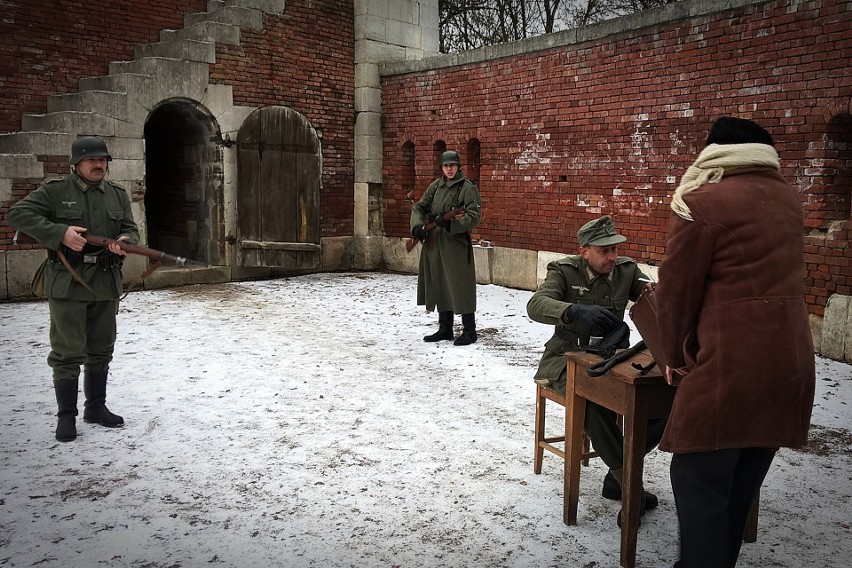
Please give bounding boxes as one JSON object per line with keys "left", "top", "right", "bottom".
{"left": 382, "top": 0, "right": 851, "bottom": 316}
{"left": 0, "top": 0, "right": 354, "bottom": 239}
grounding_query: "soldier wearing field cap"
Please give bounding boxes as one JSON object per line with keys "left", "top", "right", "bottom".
{"left": 6, "top": 135, "right": 139, "bottom": 442}
{"left": 527, "top": 215, "right": 667, "bottom": 523}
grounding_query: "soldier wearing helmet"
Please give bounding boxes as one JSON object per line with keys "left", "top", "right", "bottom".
{"left": 410, "top": 149, "right": 482, "bottom": 345}
{"left": 6, "top": 135, "right": 139, "bottom": 442}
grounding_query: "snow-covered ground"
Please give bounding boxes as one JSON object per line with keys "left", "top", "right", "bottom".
{"left": 1, "top": 271, "right": 850, "bottom": 567}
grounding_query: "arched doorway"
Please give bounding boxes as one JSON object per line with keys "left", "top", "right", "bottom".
{"left": 236, "top": 106, "right": 321, "bottom": 269}
{"left": 143, "top": 99, "right": 224, "bottom": 265}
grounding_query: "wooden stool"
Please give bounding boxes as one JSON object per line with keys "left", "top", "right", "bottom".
{"left": 534, "top": 383, "right": 598, "bottom": 473}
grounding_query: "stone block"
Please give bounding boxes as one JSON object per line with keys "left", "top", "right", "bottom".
{"left": 473, "top": 244, "right": 492, "bottom": 284}
{"left": 351, "top": 235, "right": 383, "bottom": 270}
{"left": 383, "top": 237, "right": 419, "bottom": 275}
{"left": 185, "top": 6, "right": 263, "bottom": 29}
{"left": 355, "top": 86, "right": 382, "bottom": 114}
{"left": 822, "top": 294, "right": 851, "bottom": 363}
{"left": 491, "top": 246, "right": 537, "bottom": 290}
{"left": 0, "top": 154, "right": 43, "bottom": 179}
{"left": 134, "top": 39, "right": 216, "bottom": 64}
{"left": 321, "top": 236, "right": 354, "bottom": 271}
{"left": 0, "top": 132, "right": 75, "bottom": 156}
{"left": 5, "top": 249, "right": 45, "bottom": 299}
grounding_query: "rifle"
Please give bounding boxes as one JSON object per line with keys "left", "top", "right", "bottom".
{"left": 13, "top": 230, "right": 207, "bottom": 298}
{"left": 13, "top": 231, "right": 206, "bottom": 268}
{"left": 405, "top": 207, "right": 466, "bottom": 253}
{"left": 81, "top": 233, "right": 207, "bottom": 268}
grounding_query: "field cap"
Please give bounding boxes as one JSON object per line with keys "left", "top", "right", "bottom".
{"left": 578, "top": 215, "right": 627, "bottom": 247}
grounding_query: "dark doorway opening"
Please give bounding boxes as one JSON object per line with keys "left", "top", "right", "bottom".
{"left": 144, "top": 100, "right": 224, "bottom": 265}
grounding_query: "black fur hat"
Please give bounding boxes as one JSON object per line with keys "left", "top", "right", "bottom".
{"left": 706, "top": 117, "right": 774, "bottom": 147}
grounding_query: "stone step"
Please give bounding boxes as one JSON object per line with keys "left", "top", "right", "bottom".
{"left": 0, "top": 132, "right": 75, "bottom": 156}
{"left": 106, "top": 59, "right": 211, "bottom": 102}
{"left": 79, "top": 73, "right": 166, "bottom": 110}
{"left": 109, "top": 57, "right": 210, "bottom": 81}
{"left": 185, "top": 5, "right": 263, "bottom": 30}
{"left": 134, "top": 38, "right": 216, "bottom": 64}
{"left": 47, "top": 90, "right": 129, "bottom": 116}
{"left": 0, "top": 154, "right": 44, "bottom": 181}
{"left": 21, "top": 111, "right": 117, "bottom": 137}
{"left": 160, "top": 20, "right": 241, "bottom": 46}
{"left": 209, "top": 0, "right": 286, "bottom": 13}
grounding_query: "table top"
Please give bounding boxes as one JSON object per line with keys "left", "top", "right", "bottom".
{"left": 565, "top": 349, "right": 666, "bottom": 385}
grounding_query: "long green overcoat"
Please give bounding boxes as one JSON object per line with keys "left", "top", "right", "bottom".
{"left": 410, "top": 171, "right": 481, "bottom": 314}
{"left": 6, "top": 174, "right": 139, "bottom": 300}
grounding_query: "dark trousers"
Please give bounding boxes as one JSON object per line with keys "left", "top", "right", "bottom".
{"left": 671, "top": 447, "right": 776, "bottom": 568}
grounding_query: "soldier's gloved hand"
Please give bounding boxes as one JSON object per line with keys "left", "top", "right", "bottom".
{"left": 564, "top": 304, "right": 621, "bottom": 332}
{"left": 435, "top": 216, "right": 451, "bottom": 229}
{"left": 412, "top": 225, "right": 428, "bottom": 241}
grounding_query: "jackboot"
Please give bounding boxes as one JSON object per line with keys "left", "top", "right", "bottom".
{"left": 54, "top": 378, "right": 79, "bottom": 442}
{"left": 83, "top": 369, "right": 124, "bottom": 428}
{"left": 454, "top": 313, "right": 477, "bottom": 346}
{"left": 424, "top": 311, "right": 454, "bottom": 342}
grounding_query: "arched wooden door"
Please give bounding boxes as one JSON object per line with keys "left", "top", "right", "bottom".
{"left": 236, "top": 106, "right": 321, "bottom": 268}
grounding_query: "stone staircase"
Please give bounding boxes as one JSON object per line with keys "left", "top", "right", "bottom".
{"left": 0, "top": 0, "right": 284, "bottom": 198}
{"left": 1, "top": 0, "right": 285, "bottom": 297}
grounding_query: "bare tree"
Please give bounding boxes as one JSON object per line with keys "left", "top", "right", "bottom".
{"left": 440, "top": 0, "right": 681, "bottom": 53}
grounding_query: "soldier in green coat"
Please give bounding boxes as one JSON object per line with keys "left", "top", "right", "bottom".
{"left": 410, "top": 150, "right": 482, "bottom": 345}
{"left": 6, "top": 136, "right": 139, "bottom": 442}
{"left": 526, "top": 215, "right": 666, "bottom": 522}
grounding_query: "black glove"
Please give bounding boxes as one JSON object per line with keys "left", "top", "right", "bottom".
{"left": 435, "top": 216, "right": 451, "bottom": 229}
{"left": 564, "top": 304, "right": 621, "bottom": 333}
{"left": 412, "top": 225, "right": 428, "bottom": 241}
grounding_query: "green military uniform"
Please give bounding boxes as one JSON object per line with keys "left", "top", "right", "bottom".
{"left": 7, "top": 169, "right": 139, "bottom": 440}
{"left": 410, "top": 170, "right": 482, "bottom": 314}
{"left": 526, "top": 218, "right": 666, "bottom": 482}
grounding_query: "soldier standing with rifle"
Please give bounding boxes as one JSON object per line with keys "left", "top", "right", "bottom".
{"left": 6, "top": 135, "right": 139, "bottom": 442}
{"left": 410, "top": 150, "right": 482, "bottom": 346}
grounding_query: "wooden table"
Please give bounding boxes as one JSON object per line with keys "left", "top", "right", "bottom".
{"left": 563, "top": 349, "right": 676, "bottom": 568}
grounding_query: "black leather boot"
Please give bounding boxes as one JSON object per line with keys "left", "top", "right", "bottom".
{"left": 424, "top": 311, "right": 454, "bottom": 342}
{"left": 454, "top": 313, "right": 477, "bottom": 346}
{"left": 54, "top": 379, "right": 78, "bottom": 442}
{"left": 83, "top": 369, "right": 124, "bottom": 428}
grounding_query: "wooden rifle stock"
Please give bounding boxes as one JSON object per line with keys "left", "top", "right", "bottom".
{"left": 405, "top": 208, "right": 465, "bottom": 253}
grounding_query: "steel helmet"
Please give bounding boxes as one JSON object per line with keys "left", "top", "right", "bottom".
{"left": 440, "top": 150, "right": 461, "bottom": 166}
{"left": 71, "top": 136, "right": 112, "bottom": 165}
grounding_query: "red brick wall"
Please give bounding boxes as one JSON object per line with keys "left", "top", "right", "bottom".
{"left": 382, "top": 0, "right": 851, "bottom": 316}
{"left": 0, "top": 0, "right": 208, "bottom": 134}
{"left": 0, "top": 0, "right": 354, "bottom": 238}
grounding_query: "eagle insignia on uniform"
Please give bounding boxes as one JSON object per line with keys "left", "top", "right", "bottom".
{"left": 571, "top": 285, "right": 589, "bottom": 296}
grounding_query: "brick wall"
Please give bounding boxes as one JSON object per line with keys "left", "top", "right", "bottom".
{"left": 0, "top": 0, "right": 208, "bottom": 134}
{"left": 0, "top": 0, "right": 355, "bottom": 238}
{"left": 381, "top": 0, "right": 851, "bottom": 316}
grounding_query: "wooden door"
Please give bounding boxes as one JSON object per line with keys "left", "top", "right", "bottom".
{"left": 237, "top": 106, "right": 321, "bottom": 268}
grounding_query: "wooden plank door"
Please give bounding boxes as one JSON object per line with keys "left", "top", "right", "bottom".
{"left": 237, "top": 106, "right": 321, "bottom": 268}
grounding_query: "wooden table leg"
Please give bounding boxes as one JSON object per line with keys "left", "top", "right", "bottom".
{"left": 620, "top": 385, "right": 649, "bottom": 568}
{"left": 564, "top": 359, "right": 586, "bottom": 526}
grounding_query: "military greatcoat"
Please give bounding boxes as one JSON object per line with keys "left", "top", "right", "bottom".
{"left": 410, "top": 171, "right": 481, "bottom": 314}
